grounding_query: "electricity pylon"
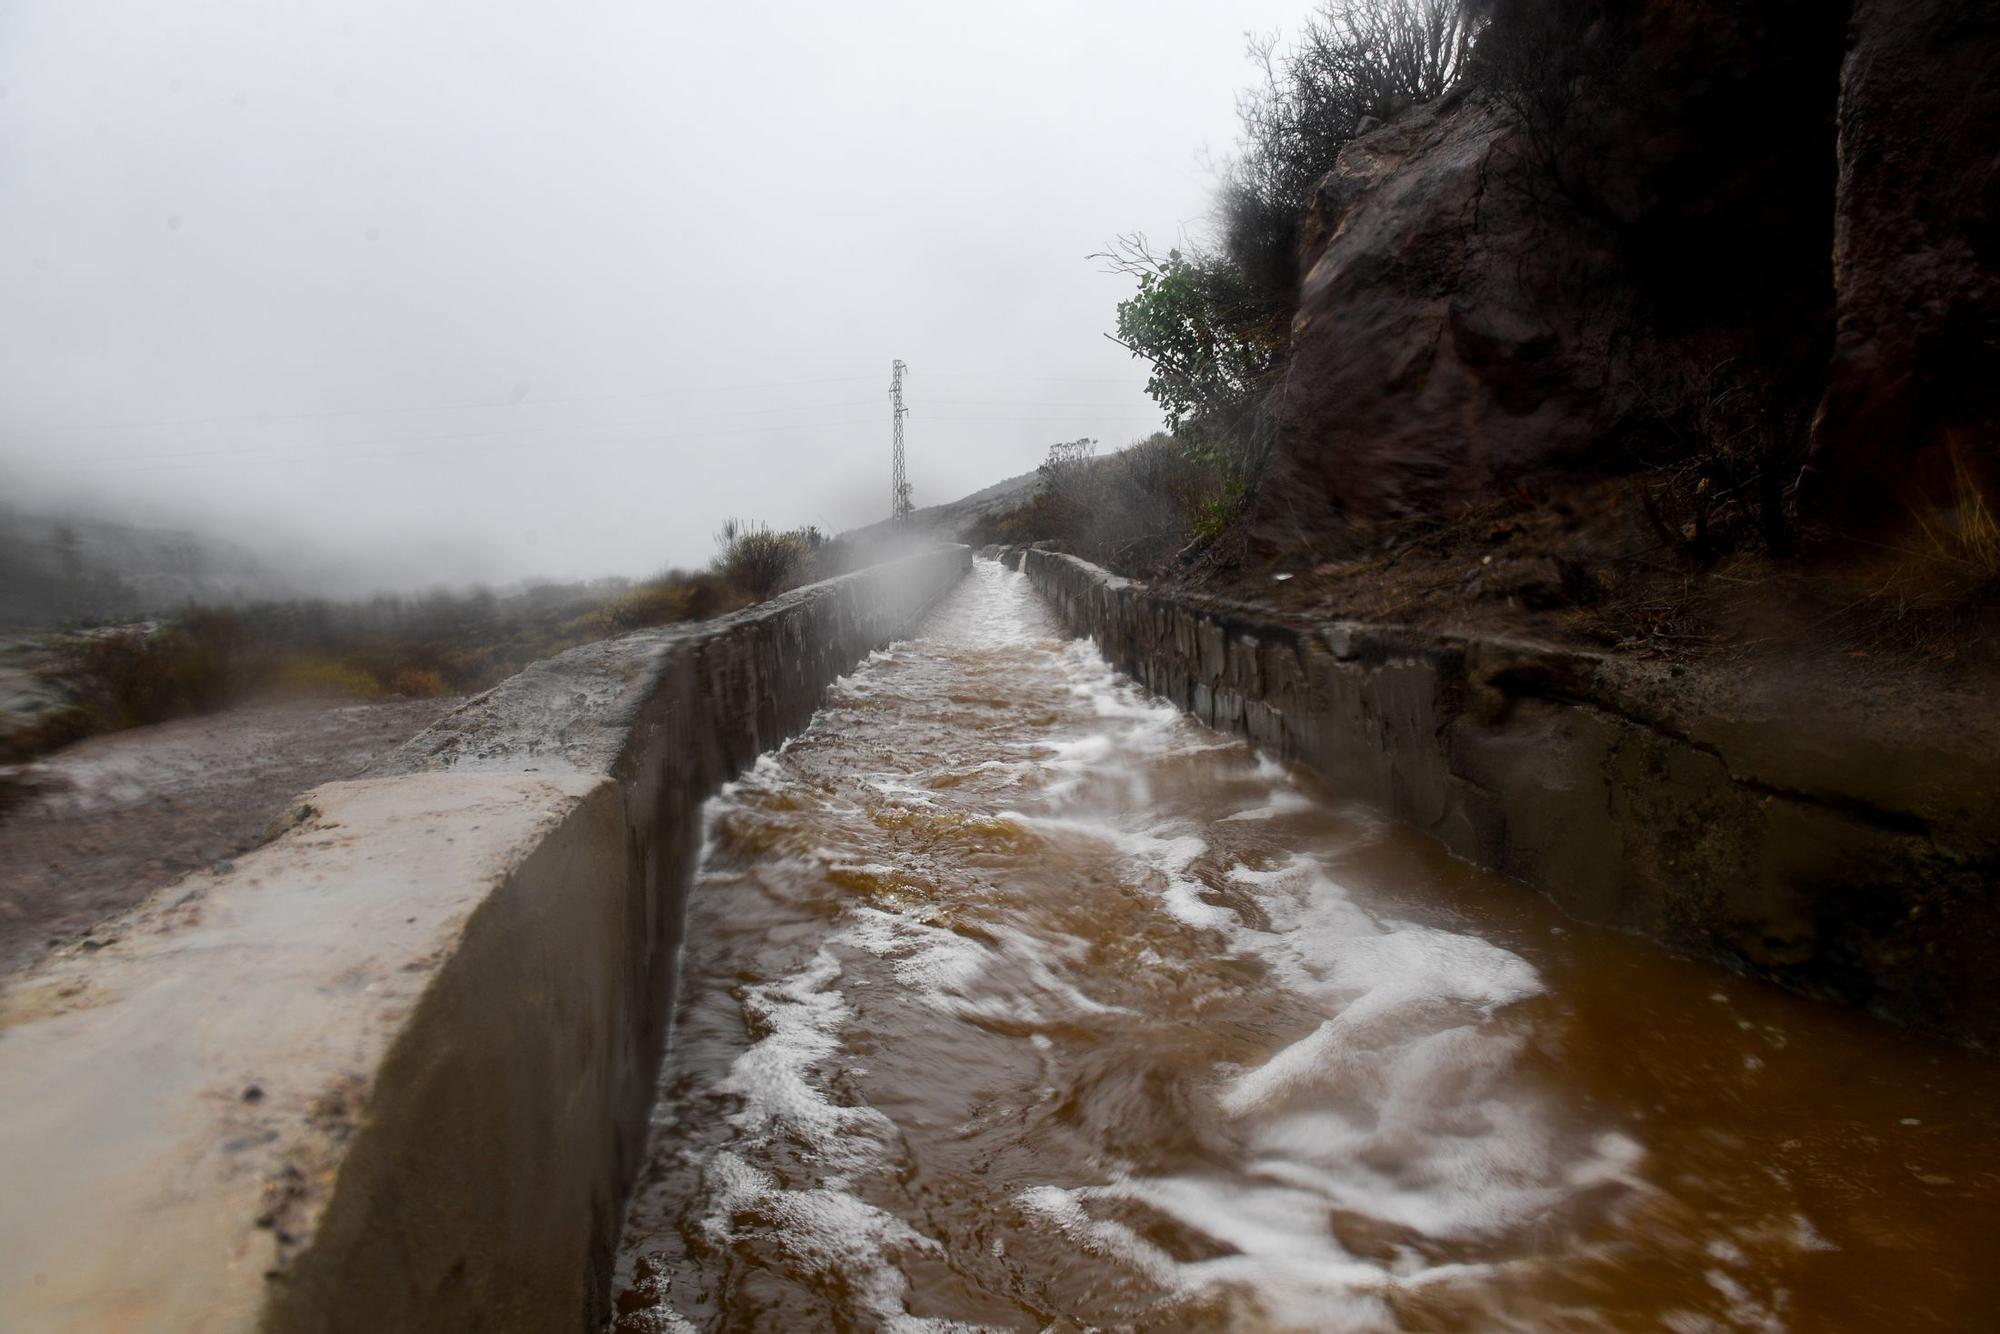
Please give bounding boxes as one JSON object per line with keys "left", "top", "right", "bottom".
{"left": 890, "top": 359, "right": 913, "bottom": 523}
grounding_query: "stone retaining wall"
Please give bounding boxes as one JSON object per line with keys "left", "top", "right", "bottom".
{"left": 0, "top": 545, "right": 970, "bottom": 1334}
{"left": 1010, "top": 545, "right": 2000, "bottom": 1050}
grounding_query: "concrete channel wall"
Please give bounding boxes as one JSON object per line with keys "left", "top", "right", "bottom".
{"left": 1010, "top": 545, "right": 2000, "bottom": 1050}
{"left": 0, "top": 545, "right": 970, "bottom": 1334}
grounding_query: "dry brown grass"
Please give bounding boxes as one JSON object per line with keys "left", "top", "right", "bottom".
{"left": 1907, "top": 435, "right": 2000, "bottom": 584}
{"left": 1809, "top": 436, "right": 2000, "bottom": 666}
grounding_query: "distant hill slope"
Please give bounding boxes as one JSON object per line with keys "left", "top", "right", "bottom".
{"left": 841, "top": 468, "right": 1039, "bottom": 546}
{"left": 0, "top": 508, "right": 295, "bottom": 628}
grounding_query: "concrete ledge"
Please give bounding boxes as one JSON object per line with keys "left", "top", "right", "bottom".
{"left": 1, "top": 774, "right": 617, "bottom": 1331}
{"left": 0, "top": 545, "right": 970, "bottom": 1332}
{"left": 1012, "top": 544, "right": 2000, "bottom": 1049}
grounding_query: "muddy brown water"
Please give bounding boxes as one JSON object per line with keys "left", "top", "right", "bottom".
{"left": 612, "top": 559, "right": 2000, "bottom": 1332}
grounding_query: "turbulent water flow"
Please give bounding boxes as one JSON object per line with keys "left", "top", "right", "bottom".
{"left": 612, "top": 559, "right": 2000, "bottom": 1332}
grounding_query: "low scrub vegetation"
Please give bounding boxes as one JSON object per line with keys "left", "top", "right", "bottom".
{"left": 1628, "top": 360, "right": 1800, "bottom": 563}
{"left": 969, "top": 434, "right": 1253, "bottom": 573}
{"left": 1, "top": 516, "right": 855, "bottom": 764}
{"left": 1074, "top": 0, "right": 1827, "bottom": 587}
{"left": 1845, "top": 435, "right": 2000, "bottom": 655}
{"left": 1107, "top": 0, "right": 1484, "bottom": 429}
{"left": 712, "top": 519, "right": 820, "bottom": 601}
{"left": 1015, "top": 0, "right": 1488, "bottom": 577}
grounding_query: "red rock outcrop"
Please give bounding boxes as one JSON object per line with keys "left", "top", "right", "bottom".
{"left": 1257, "top": 0, "right": 1993, "bottom": 542}
{"left": 1808, "top": 0, "right": 2000, "bottom": 529}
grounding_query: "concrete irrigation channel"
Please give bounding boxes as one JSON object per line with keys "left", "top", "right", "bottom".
{"left": 1008, "top": 544, "right": 2000, "bottom": 1048}
{"left": 0, "top": 547, "right": 970, "bottom": 1334}
{"left": 4, "top": 539, "right": 1997, "bottom": 1331}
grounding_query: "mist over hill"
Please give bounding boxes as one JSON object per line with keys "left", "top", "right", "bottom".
{"left": 839, "top": 468, "right": 1041, "bottom": 547}
{"left": 0, "top": 507, "right": 290, "bottom": 628}
{"left": 0, "top": 504, "right": 547, "bottom": 629}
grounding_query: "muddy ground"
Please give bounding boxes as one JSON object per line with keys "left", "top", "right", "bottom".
{"left": 0, "top": 695, "right": 457, "bottom": 975}
{"left": 1141, "top": 473, "right": 2000, "bottom": 738}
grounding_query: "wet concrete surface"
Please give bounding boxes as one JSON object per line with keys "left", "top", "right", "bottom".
{"left": 1017, "top": 546, "right": 2000, "bottom": 1049}
{"left": 0, "top": 771, "right": 619, "bottom": 1333}
{"left": 615, "top": 559, "right": 2000, "bottom": 1332}
{"left": 1, "top": 549, "right": 974, "bottom": 1333}
{"left": 0, "top": 694, "right": 458, "bottom": 974}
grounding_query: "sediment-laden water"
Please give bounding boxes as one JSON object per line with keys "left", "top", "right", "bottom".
{"left": 612, "top": 558, "right": 2000, "bottom": 1332}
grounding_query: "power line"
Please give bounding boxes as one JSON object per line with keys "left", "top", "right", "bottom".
{"left": 55, "top": 416, "right": 889, "bottom": 475}
{"left": 48, "top": 411, "right": 1165, "bottom": 476}
{"left": 914, "top": 398, "right": 1143, "bottom": 407}
{"left": 918, "top": 371, "right": 1141, "bottom": 384}
{"left": 13, "top": 372, "right": 893, "bottom": 434}
{"left": 16, "top": 385, "right": 1149, "bottom": 452}
{"left": 42, "top": 396, "right": 1154, "bottom": 467}
{"left": 51, "top": 398, "right": 894, "bottom": 467}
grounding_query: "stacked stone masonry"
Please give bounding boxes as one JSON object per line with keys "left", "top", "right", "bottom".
{"left": 1007, "top": 545, "right": 2000, "bottom": 1051}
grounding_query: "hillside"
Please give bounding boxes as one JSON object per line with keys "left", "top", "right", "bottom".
{"left": 969, "top": 0, "right": 1997, "bottom": 679}
{"left": 0, "top": 508, "right": 294, "bottom": 629}
{"left": 839, "top": 468, "right": 1040, "bottom": 548}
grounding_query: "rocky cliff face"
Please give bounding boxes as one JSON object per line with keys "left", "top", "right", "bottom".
{"left": 1812, "top": 0, "right": 2000, "bottom": 527}
{"left": 1258, "top": 0, "right": 1996, "bottom": 541}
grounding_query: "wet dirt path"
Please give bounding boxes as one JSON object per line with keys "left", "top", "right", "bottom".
{"left": 613, "top": 559, "right": 2000, "bottom": 1332}
{"left": 0, "top": 695, "right": 456, "bottom": 974}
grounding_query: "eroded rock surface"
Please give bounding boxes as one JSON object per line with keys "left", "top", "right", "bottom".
{"left": 1260, "top": 0, "right": 1996, "bottom": 535}
{"left": 1810, "top": 0, "right": 2000, "bottom": 525}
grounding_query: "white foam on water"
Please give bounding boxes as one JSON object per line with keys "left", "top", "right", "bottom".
{"left": 663, "top": 560, "right": 1663, "bottom": 1329}
{"left": 1038, "top": 731, "right": 1111, "bottom": 764}
{"left": 1700, "top": 1265, "right": 1787, "bottom": 1334}
{"left": 839, "top": 906, "right": 991, "bottom": 1000}
{"left": 700, "top": 1152, "right": 980, "bottom": 1334}
{"left": 1111, "top": 822, "right": 1231, "bottom": 930}
{"left": 861, "top": 778, "right": 943, "bottom": 805}
{"left": 1018, "top": 1179, "right": 1400, "bottom": 1332}
{"left": 997, "top": 810, "right": 1234, "bottom": 931}
{"left": 1216, "top": 785, "right": 1320, "bottom": 821}
{"left": 1154, "top": 876, "right": 1234, "bottom": 931}
{"left": 1016, "top": 1185, "right": 1190, "bottom": 1294}
{"left": 827, "top": 860, "right": 905, "bottom": 882}
{"left": 1001, "top": 778, "right": 1645, "bottom": 1321}
{"left": 937, "top": 757, "right": 1033, "bottom": 787}
{"left": 714, "top": 946, "right": 892, "bottom": 1173}
{"left": 687, "top": 922, "right": 994, "bottom": 1329}
{"left": 838, "top": 905, "right": 1125, "bottom": 1025}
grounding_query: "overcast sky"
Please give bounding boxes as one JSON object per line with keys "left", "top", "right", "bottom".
{"left": 0, "top": 0, "right": 1304, "bottom": 588}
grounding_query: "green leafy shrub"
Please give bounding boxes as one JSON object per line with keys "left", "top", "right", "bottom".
{"left": 1098, "top": 240, "right": 1286, "bottom": 433}
{"left": 1091, "top": 0, "right": 1480, "bottom": 559}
